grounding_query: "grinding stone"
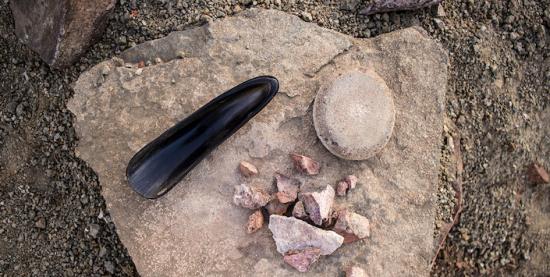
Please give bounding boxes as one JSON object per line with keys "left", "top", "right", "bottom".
{"left": 313, "top": 69, "right": 395, "bottom": 160}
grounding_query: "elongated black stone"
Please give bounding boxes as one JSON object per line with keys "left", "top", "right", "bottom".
{"left": 126, "top": 76, "right": 279, "bottom": 199}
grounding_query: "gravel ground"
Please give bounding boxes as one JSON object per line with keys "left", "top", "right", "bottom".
{"left": 0, "top": 0, "right": 548, "bottom": 276}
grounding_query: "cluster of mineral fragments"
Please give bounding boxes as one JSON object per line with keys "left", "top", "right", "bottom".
{"left": 232, "top": 154, "right": 370, "bottom": 274}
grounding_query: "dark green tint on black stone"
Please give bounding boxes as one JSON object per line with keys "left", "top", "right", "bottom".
{"left": 126, "top": 76, "right": 279, "bottom": 199}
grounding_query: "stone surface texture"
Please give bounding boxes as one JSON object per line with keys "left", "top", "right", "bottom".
{"left": 268, "top": 215, "right": 344, "bottom": 256}
{"left": 69, "top": 9, "right": 447, "bottom": 277}
{"left": 10, "top": 0, "right": 115, "bottom": 68}
{"left": 313, "top": 70, "right": 395, "bottom": 160}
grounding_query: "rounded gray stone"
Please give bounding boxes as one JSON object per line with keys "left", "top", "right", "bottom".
{"left": 313, "top": 69, "right": 396, "bottom": 160}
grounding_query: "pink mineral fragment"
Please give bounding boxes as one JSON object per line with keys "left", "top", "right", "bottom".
{"left": 290, "top": 153, "right": 320, "bottom": 175}
{"left": 283, "top": 247, "right": 321, "bottom": 272}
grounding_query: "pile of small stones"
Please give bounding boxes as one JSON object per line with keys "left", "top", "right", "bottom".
{"left": 232, "top": 154, "right": 370, "bottom": 274}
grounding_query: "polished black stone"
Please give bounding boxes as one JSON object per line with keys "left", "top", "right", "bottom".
{"left": 126, "top": 76, "right": 279, "bottom": 199}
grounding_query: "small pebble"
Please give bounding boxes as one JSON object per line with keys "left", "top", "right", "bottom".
{"left": 88, "top": 223, "right": 101, "bottom": 238}
{"left": 233, "top": 183, "right": 271, "bottom": 209}
{"left": 112, "top": 57, "right": 125, "bottom": 67}
{"left": 333, "top": 210, "right": 370, "bottom": 243}
{"left": 246, "top": 210, "right": 264, "bottom": 234}
{"left": 104, "top": 261, "right": 115, "bottom": 274}
{"left": 176, "top": 50, "right": 186, "bottom": 59}
{"left": 239, "top": 161, "right": 258, "bottom": 177}
{"left": 35, "top": 218, "right": 46, "bottom": 229}
{"left": 436, "top": 4, "right": 446, "bottom": 17}
{"left": 290, "top": 154, "right": 320, "bottom": 175}
{"left": 345, "top": 175, "right": 358, "bottom": 190}
{"left": 336, "top": 180, "right": 349, "bottom": 197}
{"left": 301, "top": 12, "right": 313, "bottom": 22}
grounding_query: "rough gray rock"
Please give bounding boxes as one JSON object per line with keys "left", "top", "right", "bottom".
{"left": 313, "top": 70, "right": 395, "bottom": 160}
{"left": 69, "top": 9, "right": 447, "bottom": 277}
{"left": 9, "top": 0, "right": 115, "bottom": 68}
{"left": 360, "top": 0, "right": 442, "bottom": 15}
{"left": 268, "top": 215, "right": 344, "bottom": 255}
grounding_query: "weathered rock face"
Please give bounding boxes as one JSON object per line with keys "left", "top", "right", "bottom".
{"left": 10, "top": 0, "right": 115, "bottom": 68}
{"left": 69, "top": 9, "right": 447, "bottom": 277}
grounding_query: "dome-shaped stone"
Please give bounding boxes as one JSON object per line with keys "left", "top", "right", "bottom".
{"left": 313, "top": 69, "right": 395, "bottom": 160}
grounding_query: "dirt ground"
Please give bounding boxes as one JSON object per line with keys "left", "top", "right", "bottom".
{"left": 0, "top": 0, "right": 548, "bottom": 276}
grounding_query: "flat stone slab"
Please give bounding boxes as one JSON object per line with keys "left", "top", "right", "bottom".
{"left": 69, "top": 9, "right": 447, "bottom": 277}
